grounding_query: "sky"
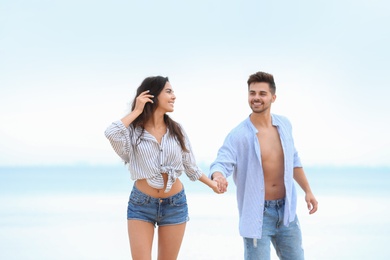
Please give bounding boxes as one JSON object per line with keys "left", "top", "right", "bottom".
{"left": 1, "top": 0, "right": 389, "bottom": 167}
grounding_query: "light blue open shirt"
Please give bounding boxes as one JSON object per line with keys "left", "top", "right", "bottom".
{"left": 209, "top": 114, "right": 302, "bottom": 239}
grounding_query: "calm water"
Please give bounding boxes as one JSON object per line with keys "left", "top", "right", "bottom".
{"left": 0, "top": 165, "right": 389, "bottom": 259}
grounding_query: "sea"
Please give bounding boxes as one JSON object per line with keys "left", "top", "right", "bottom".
{"left": 0, "top": 165, "right": 389, "bottom": 260}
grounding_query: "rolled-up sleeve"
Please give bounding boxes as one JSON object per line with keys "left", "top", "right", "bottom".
{"left": 181, "top": 130, "right": 203, "bottom": 181}
{"left": 104, "top": 120, "right": 131, "bottom": 163}
{"left": 209, "top": 133, "right": 236, "bottom": 178}
{"left": 293, "top": 147, "right": 302, "bottom": 168}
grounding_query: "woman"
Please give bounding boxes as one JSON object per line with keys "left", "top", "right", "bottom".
{"left": 105, "top": 76, "right": 220, "bottom": 260}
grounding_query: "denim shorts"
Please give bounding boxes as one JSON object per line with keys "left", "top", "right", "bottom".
{"left": 127, "top": 184, "right": 189, "bottom": 227}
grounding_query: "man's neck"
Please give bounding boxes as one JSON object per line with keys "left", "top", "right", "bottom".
{"left": 249, "top": 112, "right": 272, "bottom": 129}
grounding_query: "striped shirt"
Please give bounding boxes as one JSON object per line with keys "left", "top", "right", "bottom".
{"left": 105, "top": 120, "right": 203, "bottom": 192}
{"left": 209, "top": 114, "right": 302, "bottom": 239}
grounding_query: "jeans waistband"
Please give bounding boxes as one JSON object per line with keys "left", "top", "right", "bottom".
{"left": 264, "top": 198, "right": 285, "bottom": 207}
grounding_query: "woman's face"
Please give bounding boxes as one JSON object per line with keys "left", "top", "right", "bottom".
{"left": 157, "top": 82, "right": 176, "bottom": 113}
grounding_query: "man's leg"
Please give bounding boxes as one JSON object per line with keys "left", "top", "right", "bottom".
{"left": 243, "top": 206, "right": 278, "bottom": 260}
{"left": 272, "top": 214, "right": 304, "bottom": 260}
{"left": 243, "top": 236, "right": 271, "bottom": 260}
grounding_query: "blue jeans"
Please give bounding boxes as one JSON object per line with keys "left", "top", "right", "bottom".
{"left": 243, "top": 198, "right": 304, "bottom": 260}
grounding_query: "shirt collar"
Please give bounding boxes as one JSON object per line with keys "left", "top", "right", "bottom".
{"left": 246, "top": 113, "right": 279, "bottom": 133}
{"left": 135, "top": 126, "right": 169, "bottom": 141}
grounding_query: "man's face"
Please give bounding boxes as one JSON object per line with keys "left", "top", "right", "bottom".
{"left": 248, "top": 82, "right": 276, "bottom": 114}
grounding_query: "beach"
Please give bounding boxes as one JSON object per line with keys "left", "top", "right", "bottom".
{"left": 0, "top": 165, "right": 389, "bottom": 259}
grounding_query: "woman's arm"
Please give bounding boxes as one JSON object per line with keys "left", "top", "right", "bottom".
{"left": 198, "top": 174, "right": 221, "bottom": 194}
{"left": 105, "top": 90, "right": 154, "bottom": 162}
{"left": 104, "top": 121, "right": 132, "bottom": 162}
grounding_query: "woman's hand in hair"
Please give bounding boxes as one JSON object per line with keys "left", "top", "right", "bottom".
{"left": 121, "top": 90, "right": 154, "bottom": 127}
{"left": 134, "top": 90, "right": 154, "bottom": 114}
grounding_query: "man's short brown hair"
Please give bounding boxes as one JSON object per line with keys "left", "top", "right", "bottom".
{"left": 247, "top": 71, "right": 276, "bottom": 94}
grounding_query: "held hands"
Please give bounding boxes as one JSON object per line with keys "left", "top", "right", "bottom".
{"left": 200, "top": 174, "right": 226, "bottom": 194}
{"left": 212, "top": 173, "right": 228, "bottom": 193}
{"left": 210, "top": 180, "right": 222, "bottom": 194}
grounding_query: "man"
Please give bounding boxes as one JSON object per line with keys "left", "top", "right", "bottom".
{"left": 210, "top": 71, "right": 318, "bottom": 260}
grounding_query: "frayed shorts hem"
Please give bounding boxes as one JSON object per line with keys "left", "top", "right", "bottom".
{"left": 127, "top": 217, "right": 189, "bottom": 227}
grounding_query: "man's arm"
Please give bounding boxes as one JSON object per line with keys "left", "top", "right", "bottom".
{"left": 293, "top": 167, "right": 318, "bottom": 214}
{"left": 209, "top": 133, "right": 238, "bottom": 194}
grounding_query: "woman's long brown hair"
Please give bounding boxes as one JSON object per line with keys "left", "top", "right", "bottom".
{"left": 130, "top": 76, "right": 188, "bottom": 152}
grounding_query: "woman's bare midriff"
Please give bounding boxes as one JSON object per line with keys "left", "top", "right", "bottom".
{"left": 135, "top": 173, "right": 183, "bottom": 198}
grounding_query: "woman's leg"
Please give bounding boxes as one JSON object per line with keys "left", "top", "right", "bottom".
{"left": 157, "top": 223, "right": 186, "bottom": 260}
{"left": 128, "top": 220, "right": 155, "bottom": 260}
